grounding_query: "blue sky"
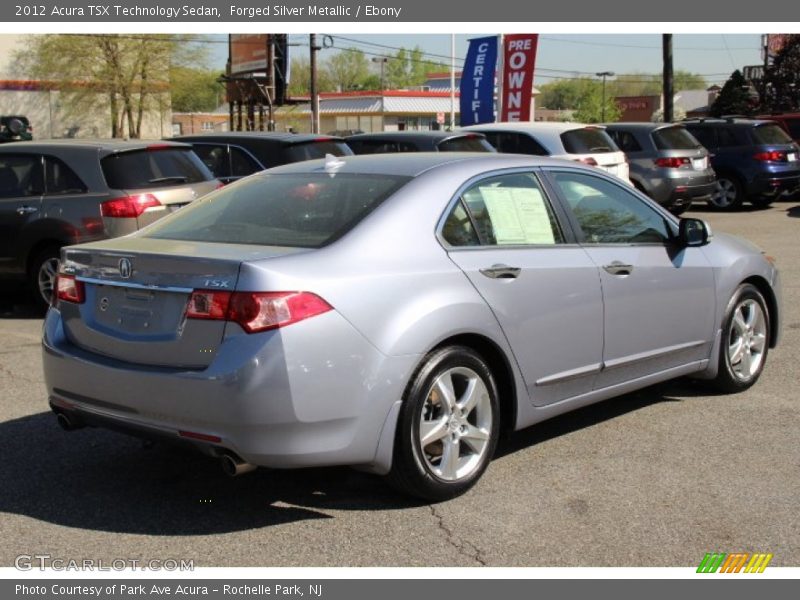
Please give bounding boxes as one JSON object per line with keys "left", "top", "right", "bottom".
{"left": 210, "top": 34, "right": 764, "bottom": 87}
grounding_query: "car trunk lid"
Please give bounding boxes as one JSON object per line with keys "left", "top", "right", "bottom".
{"left": 57, "top": 238, "right": 306, "bottom": 368}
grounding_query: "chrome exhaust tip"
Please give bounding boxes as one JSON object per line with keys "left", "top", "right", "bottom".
{"left": 220, "top": 453, "right": 257, "bottom": 477}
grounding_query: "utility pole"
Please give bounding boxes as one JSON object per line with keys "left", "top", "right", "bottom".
{"left": 371, "top": 56, "right": 388, "bottom": 89}
{"left": 596, "top": 71, "right": 614, "bottom": 122}
{"left": 310, "top": 34, "right": 320, "bottom": 134}
{"left": 663, "top": 34, "right": 674, "bottom": 123}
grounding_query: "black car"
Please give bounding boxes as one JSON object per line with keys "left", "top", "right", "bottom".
{"left": 346, "top": 131, "right": 495, "bottom": 154}
{"left": 605, "top": 122, "right": 717, "bottom": 215}
{"left": 682, "top": 117, "right": 800, "bottom": 209}
{"left": 0, "top": 140, "right": 218, "bottom": 308}
{"left": 172, "top": 132, "right": 352, "bottom": 184}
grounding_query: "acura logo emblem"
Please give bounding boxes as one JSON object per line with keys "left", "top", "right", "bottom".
{"left": 118, "top": 258, "right": 132, "bottom": 279}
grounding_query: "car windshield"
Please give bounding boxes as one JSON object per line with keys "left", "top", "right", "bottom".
{"left": 436, "top": 136, "right": 495, "bottom": 152}
{"left": 560, "top": 128, "right": 618, "bottom": 154}
{"left": 752, "top": 123, "right": 793, "bottom": 145}
{"left": 143, "top": 172, "right": 410, "bottom": 248}
{"left": 101, "top": 147, "right": 213, "bottom": 189}
{"left": 652, "top": 126, "right": 702, "bottom": 150}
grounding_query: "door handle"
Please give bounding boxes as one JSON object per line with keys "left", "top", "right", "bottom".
{"left": 603, "top": 261, "right": 634, "bottom": 276}
{"left": 479, "top": 264, "right": 521, "bottom": 279}
{"left": 16, "top": 205, "right": 38, "bottom": 215}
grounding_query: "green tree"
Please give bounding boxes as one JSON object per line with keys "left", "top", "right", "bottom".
{"left": 763, "top": 34, "right": 800, "bottom": 112}
{"left": 710, "top": 69, "right": 754, "bottom": 117}
{"left": 325, "top": 48, "right": 370, "bottom": 91}
{"left": 385, "top": 46, "right": 444, "bottom": 89}
{"left": 170, "top": 67, "right": 223, "bottom": 112}
{"left": 539, "top": 78, "right": 620, "bottom": 122}
{"left": 611, "top": 71, "right": 707, "bottom": 97}
{"left": 14, "top": 34, "right": 204, "bottom": 138}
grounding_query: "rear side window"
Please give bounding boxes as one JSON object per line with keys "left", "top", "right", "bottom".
{"left": 716, "top": 128, "right": 740, "bottom": 148}
{"left": 561, "top": 128, "right": 618, "bottom": 154}
{"left": 191, "top": 144, "right": 230, "bottom": 178}
{"left": 230, "top": 146, "right": 262, "bottom": 177}
{"left": 144, "top": 173, "right": 410, "bottom": 248}
{"left": 45, "top": 156, "right": 87, "bottom": 194}
{"left": 782, "top": 118, "right": 800, "bottom": 140}
{"left": 652, "top": 126, "right": 700, "bottom": 150}
{"left": 437, "top": 136, "right": 495, "bottom": 152}
{"left": 609, "top": 130, "right": 642, "bottom": 152}
{"left": 752, "top": 124, "right": 793, "bottom": 145}
{"left": 101, "top": 148, "right": 213, "bottom": 189}
{"left": 283, "top": 140, "right": 352, "bottom": 163}
{"left": 481, "top": 131, "right": 548, "bottom": 155}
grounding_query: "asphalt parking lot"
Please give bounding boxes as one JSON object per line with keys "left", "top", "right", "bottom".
{"left": 1, "top": 200, "right": 798, "bottom": 568}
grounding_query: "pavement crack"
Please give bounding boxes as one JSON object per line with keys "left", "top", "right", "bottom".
{"left": 429, "top": 504, "right": 488, "bottom": 566}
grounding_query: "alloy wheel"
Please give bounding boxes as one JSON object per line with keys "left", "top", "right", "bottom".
{"left": 727, "top": 298, "right": 767, "bottom": 382}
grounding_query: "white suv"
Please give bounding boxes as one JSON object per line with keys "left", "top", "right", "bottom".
{"left": 462, "top": 122, "right": 631, "bottom": 184}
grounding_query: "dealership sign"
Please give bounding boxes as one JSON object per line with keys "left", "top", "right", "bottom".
{"left": 459, "top": 36, "right": 498, "bottom": 126}
{"left": 500, "top": 34, "right": 538, "bottom": 122}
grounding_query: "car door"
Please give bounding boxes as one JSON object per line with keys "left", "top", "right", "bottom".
{"left": 0, "top": 153, "right": 44, "bottom": 274}
{"left": 442, "top": 170, "right": 604, "bottom": 406}
{"left": 547, "top": 169, "right": 717, "bottom": 390}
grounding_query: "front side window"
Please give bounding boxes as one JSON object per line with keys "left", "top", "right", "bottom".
{"left": 144, "top": 173, "right": 410, "bottom": 248}
{"left": 0, "top": 153, "right": 43, "bottom": 197}
{"left": 191, "top": 144, "right": 230, "bottom": 178}
{"left": 481, "top": 131, "right": 548, "bottom": 155}
{"left": 553, "top": 171, "right": 671, "bottom": 244}
{"left": 444, "top": 172, "right": 563, "bottom": 246}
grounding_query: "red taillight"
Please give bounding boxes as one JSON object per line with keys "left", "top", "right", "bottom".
{"left": 578, "top": 157, "right": 598, "bottom": 166}
{"left": 178, "top": 430, "right": 222, "bottom": 443}
{"left": 185, "top": 290, "right": 332, "bottom": 333}
{"left": 654, "top": 157, "right": 690, "bottom": 168}
{"left": 753, "top": 151, "right": 785, "bottom": 162}
{"left": 55, "top": 275, "right": 85, "bottom": 304}
{"left": 146, "top": 143, "right": 173, "bottom": 151}
{"left": 100, "top": 194, "right": 162, "bottom": 218}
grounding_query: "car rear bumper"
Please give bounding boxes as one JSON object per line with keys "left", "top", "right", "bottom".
{"left": 42, "top": 307, "right": 416, "bottom": 473}
{"left": 747, "top": 171, "right": 800, "bottom": 196}
{"left": 645, "top": 171, "right": 717, "bottom": 206}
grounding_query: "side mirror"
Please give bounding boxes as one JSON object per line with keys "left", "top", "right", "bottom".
{"left": 678, "top": 218, "right": 712, "bottom": 247}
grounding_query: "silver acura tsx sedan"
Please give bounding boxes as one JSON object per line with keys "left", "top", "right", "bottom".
{"left": 43, "top": 153, "right": 781, "bottom": 500}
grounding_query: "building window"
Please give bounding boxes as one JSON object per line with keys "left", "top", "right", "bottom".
{"left": 201, "top": 121, "right": 215, "bottom": 131}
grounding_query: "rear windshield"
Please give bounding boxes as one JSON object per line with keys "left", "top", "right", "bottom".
{"left": 101, "top": 148, "right": 213, "bottom": 189}
{"left": 752, "top": 123, "right": 793, "bottom": 145}
{"left": 283, "top": 140, "right": 352, "bottom": 163}
{"left": 652, "top": 126, "right": 702, "bottom": 150}
{"left": 437, "top": 136, "right": 495, "bottom": 152}
{"left": 143, "top": 172, "right": 410, "bottom": 248}
{"left": 560, "top": 128, "right": 618, "bottom": 154}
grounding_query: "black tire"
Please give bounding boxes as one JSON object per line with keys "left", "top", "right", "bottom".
{"left": 710, "top": 283, "right": 770, "bottom": 393}
{"left": 28, "top": 245, "right": 61, "bottom": 312}
{"left": 386, "top": 345, "right": 500, "bottom": 501}
{"left": 708, "top": 174, "right": 745, "bottom": 210}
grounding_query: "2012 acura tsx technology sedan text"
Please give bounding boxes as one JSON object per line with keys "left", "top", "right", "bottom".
{"left": 42, "top": 153, "right": 781, "bottom": 501}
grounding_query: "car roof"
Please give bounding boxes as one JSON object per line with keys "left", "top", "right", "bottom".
{"left": 265, "top": 151, "right": 591, "bottom": 178}
{"left": 346, "top": 131, "right": 484, "bottom": 142}
{"left": 681, "top": 117, "right": 777, "bottom": 127}
{"left": 173, "top": 132, "right": 343, "bottom": 144}
{"left": 462, "top": 121, "right": 598, "bottom": 133}
{"left": 0, "top": 139, "right": 190, "bottom": 152}
{"left": 604, "top": 122, "right": 685, "bottom": 132}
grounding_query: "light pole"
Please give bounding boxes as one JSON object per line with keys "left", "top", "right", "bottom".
{"left": 372, "top": 56, "right": 388, "bottom": 90}
{"left": 596, "top": 71, "right": 615, "bottom": 122}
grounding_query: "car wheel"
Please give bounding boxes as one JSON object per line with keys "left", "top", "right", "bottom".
{"left": 29, "top": 246, "right": 61, "bottom": 311}
{"left": 386, "top": 346, "right": 500, "bottom": 501}
{"left": 708, "top": 175, "right": 744, "bottom": 210}
{"left": 711, "top": 284, "right": 770, "bottom": 393}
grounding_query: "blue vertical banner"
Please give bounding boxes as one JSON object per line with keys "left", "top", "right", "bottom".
{"left": 459, "top": 36, "right": 498, "bottom": 126}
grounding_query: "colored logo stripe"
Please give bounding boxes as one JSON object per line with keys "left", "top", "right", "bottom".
{"left": 697, "top": 552, "right": 773, "bottom": 573}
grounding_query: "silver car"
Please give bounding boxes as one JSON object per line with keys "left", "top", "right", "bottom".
{"left": 43, "top": 153, "right": 781, "bottom": 501}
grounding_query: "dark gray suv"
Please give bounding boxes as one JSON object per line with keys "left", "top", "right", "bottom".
{"left": 0, "top": 140, "right": 218, "bottom": 308}
{"left": 605, "top": 123, "right": 717, "bottom": 215}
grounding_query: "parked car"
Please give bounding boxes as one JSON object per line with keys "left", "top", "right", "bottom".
{"left": 604, "top": 122, "right": 717, "bottom": 215}
{"left": 462, "top": 122, "right": 630, "bottom": 183}
{"left": 682, "top": 117, "right": 800, "bottom": 209}
{"left": 0, "top": 115, "right": 32, "bottom": 143}
{"left": 173, "top": 132, "right": 352, "bottom": 184}
{"left": 44, "top": 153, "right": 780, "bottom": 501}
{"left": 346, "top": 131, "right": 495, "bottom": 154}
{"left": 0, "top": 140, "right": 218, "bottom": 308}
{"left": 756, "top": 112, "right": 800, "bottom": 144}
